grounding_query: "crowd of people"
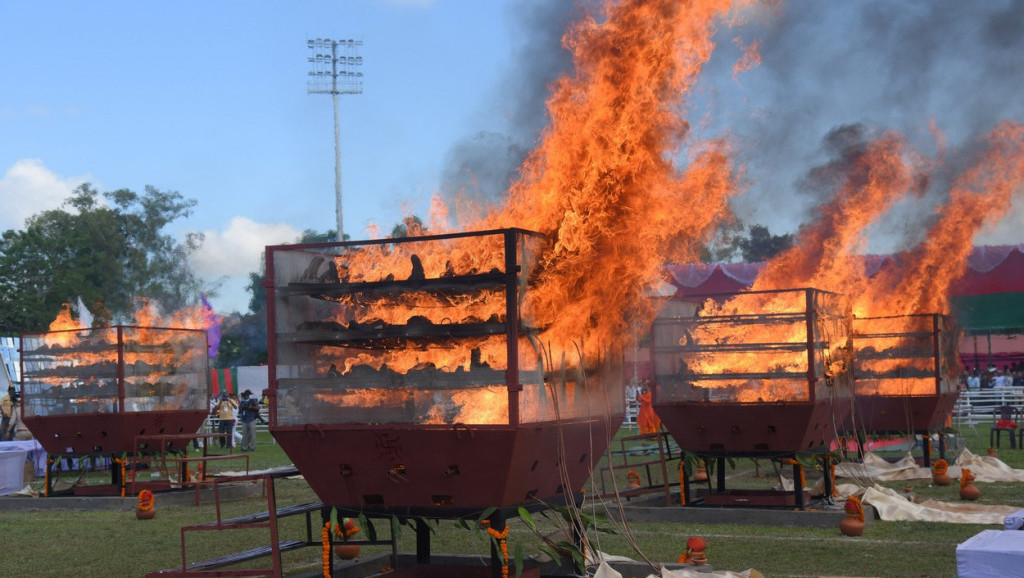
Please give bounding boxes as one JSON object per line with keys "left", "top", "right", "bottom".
{"left": 961, "top": 363, "right": 1024, "bottom": 389}
{"left": 209, "top": 389, "right": 266, "bottom": 452}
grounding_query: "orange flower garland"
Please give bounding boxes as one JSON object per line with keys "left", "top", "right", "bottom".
{"left": 960, "top": 468, "right": 975, "bottom": 488}
{"left": 481, "top": 521, "right": 510, "bottom": 578}
{"left": 678, "top": 461, "right": 687, "bottom": 505}
{"left": 335, "top": 517, "right": 360, "bottom": 540}
{"left": 137, "top": 489, "right": 155, "bottom": 512}
{"left": 321, "top": 521, "right": 331, "bottom": 578}
{"left": 931, "top": 458, "right": 949, "bottom": 476}
{"left": 626, "top": 469, "right": 642, "bottom": 488}
{"left": 114, "top": 457, "right": 127, "bottom": 497}
{"left": 843, "top": 495, "right": 865, "bottom": 523}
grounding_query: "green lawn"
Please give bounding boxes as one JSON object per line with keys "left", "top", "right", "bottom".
{"left": 0, "top": 427, "right": 1019, "bottom": 577}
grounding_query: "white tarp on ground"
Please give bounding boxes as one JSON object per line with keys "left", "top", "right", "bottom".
{"left": 862, "top": 485, "right": 1019, "bottom": 524}
{"left": 834, "top": 449, "right": 1024, "bottom": 482}
{"left": 592, "top": 561, "right": 763, "bottom": 578}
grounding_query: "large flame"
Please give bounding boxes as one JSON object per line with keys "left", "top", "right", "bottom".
{"left": 697, "top": 122, "right": 1024, "bottom": 401}
{"left": 479, "top": 0, "right": 743, "bottom": 359}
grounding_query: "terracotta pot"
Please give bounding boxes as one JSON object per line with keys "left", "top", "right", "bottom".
{"left": 933, "top": 472, "right": 952, "bottom": 486}
{"left": 136, "top": 507, "right": 156, "bottom": 520}
{"left": 334, "top": 544, "right": 360, "bottom": 560}
{"left": 987, "top": 448, "right": 997, "bottom": 457}
{"left": 693, "top": 464, "right": 709, "bottom": 482}
{"left": 839, "top": 512, "right": 864, "bottom": 537}
{"left": 960, "top": 481, "right": 981, "bottom": 501}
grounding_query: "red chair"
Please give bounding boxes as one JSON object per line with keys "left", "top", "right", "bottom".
{"left": 990, "top": 405, "right": 1022, "bottom": 449}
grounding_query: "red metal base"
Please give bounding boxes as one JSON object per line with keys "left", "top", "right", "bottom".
{"left": 655, "top": 400, "right": 851, "bottom": 456}
{"left": 848, "top": 393, "right": 958, "bottom": 433}
{"left": 272, "top": 417, "right": 619, "bottom": 514}
{"left": 23, "top": 410, "right": 208, "bottom": 455}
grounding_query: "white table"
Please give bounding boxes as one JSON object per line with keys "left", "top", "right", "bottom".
{"left": 956, "top": 529, "right": 1024, "bottom": 578}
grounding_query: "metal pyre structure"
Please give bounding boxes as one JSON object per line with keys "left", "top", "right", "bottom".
{"left": 19, "top": 325, "right": 210, "bottom": 494}
{"left": 847, "top": 314, "right": 960, "bottom": 464}
{"left": 265, "top": 228, "right": 623, "bottom": 573}
{"left": 651, "top": 288, "right": 854, "bottom": 507}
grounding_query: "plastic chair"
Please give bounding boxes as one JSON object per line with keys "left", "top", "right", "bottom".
{"left": 989, "top": 405, "right": 1022, "bottom": 449}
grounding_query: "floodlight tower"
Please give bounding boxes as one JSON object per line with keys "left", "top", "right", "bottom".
{"left": 307, "top": 38, "right": 363, "bottom": 242}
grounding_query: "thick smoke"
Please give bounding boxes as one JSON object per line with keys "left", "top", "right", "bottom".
{"left": 698, "top": 0, "right": 1024, "bottom": 249}
{"left": 437, "top": 0, "right": 582, "bottom": 215}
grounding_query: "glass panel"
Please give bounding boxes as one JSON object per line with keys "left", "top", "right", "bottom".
{"left": 271, "top": 230, "right": 544, "bottom": 426}
{"left": 653, "top": 289, "right": 853, "bottom": 404}
{"left": 853, "top": 314, "right": 958, "bottom": 397}
{"left": 19, "top": 326, "right": 208, "bottom": 417}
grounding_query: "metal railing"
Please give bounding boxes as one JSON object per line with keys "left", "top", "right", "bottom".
{"left": 953, "top": 388, "right": 1024, "bottom": 428}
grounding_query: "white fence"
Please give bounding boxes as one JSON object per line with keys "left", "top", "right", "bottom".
{"left": 954, "top": 388, "right": 1024, "bottom": 428}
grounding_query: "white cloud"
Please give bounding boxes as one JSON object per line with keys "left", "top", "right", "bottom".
{"left": 0, "top": 159, "right": 91, "bottom": 230}
{"left": 191, "top": 216, "right": 302, "bottom": 278}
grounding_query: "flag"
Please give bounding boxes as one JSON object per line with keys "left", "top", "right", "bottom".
{"left": 201, "top": 294, "right": 221, "bottom": 359}
{"left": 76, "top": 297, "right": 93, "bottom": 328}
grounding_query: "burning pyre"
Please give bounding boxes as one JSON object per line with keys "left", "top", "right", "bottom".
{"left": 20, "top": 301, "right": 211, "bottom": 455}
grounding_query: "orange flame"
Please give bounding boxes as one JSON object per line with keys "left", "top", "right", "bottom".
{"left": 476, "top": 0, "right": 744, "bottom": 359}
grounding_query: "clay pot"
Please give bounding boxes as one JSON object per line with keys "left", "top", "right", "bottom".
{"left": 693, "top": 463, "right": 709, "bottom": 483}
{"left": 839, "top": 512, "right": 864, "bottom": 537}
{"left": 933, "top": 472, "right": 952, "bottom": 486}
{"left": 334, "top": 544, "right": 360, "bottom": 560}
{"left": 684, "top": 536, "right": 707, "bottom": 565}
{"left": 987, "top": 448, "right": 998, "bottom": 457}
{"left": 960, "top": 480, "right": 981, "bottom": 501}
{"left": 136, "top": 507, "right": 156, "bottom": 520}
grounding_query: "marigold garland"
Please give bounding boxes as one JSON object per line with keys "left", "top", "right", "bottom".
{"left": 843, "top": 495, "right": 865, "bottom": 523}
{"left": 484, "top": 524, "right": 510, "bottom": 578}
{"left": 678, "top": 461, "right": 687, "bottom": 505}
{"left": 114, "top": 457, "right": 127, "bottom": 498}
{"left": 321, "top": 521, "right": 331, "bottom": 578}
{"left": 137, "top": 489, "right": 155, "bottom": 512}
{"left": 334, "top": 517, "right": 360, "bottom": 540}
{"left": 960, "top": 468, "right": 975, "bottom": 488}
{"left": 931, "top": 458, "right": 949, "bottom": 476}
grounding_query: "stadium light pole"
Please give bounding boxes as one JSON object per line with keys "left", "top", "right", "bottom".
{"left": 307, "top": 38, "right": 363, "bottom": 242}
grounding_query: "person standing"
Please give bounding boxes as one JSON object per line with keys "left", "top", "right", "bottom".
{"left": 0, "top": 386, "right": 14, "bottom": 440}
{"left": 213, "top": 393, "right": 238, "bottom": 449}
{"left": 238, "top": 390, "right": 260, "bottom": 452}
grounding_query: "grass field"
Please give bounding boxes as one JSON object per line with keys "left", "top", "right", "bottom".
{"left": 0, "top": 426, "right": 1020, "bottom": 577}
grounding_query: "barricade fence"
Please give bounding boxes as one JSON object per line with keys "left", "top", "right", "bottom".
{"left": 954, "top": 387, "right": 1024, "bottom": 428}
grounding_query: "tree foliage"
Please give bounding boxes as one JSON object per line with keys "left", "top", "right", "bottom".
{"left": 0, "top": 184, "right": 205, "bottom": 334}
{"left": 738, "top": 224, "right": 794, "bottom": 263}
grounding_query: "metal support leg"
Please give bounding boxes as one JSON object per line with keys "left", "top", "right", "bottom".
{"left": 416, "top": 518, "right": 431, "bottom": 564}
{"left": 716, "top": 457, "right": 726, "bottom": 493}
{"left": 681, "top": 460, "right": 691, "bottom": 506}
{"left": 821, "top": 454, "right": 834, "bottom": 501}
{"left": 922, "top": 433, "right": 932, "bottom": 468}
{"left": 791, "top": 458, "right": 804, "bottom": 509}
{"left": 488, "top": 510, "right": 507, "bottom": 578}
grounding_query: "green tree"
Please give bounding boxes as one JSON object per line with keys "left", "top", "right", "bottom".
{"left": 738, "top": 224, "right": 794, "bottom": 263}
{"left": 0, "top": 183, "right": 206, "bottom": 333}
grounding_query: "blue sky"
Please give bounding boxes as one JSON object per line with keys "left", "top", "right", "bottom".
{"left": 1, "top": 0, "right": 532, "bottom": 313}
{"left": 4, "top": 1, "right": 1024, "bottom": 314}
